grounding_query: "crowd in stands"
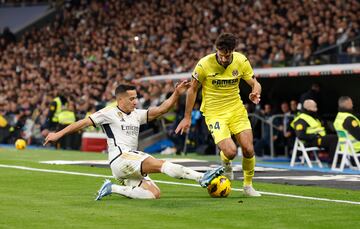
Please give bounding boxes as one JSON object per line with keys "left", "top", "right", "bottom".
{"left": 0, "top": 0, "right": 50, "bottom": 6}
{"left": 0, "top": 0, "right": 359, "bottom": 154}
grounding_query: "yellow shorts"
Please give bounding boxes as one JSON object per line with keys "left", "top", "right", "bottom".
{"left": 204, "top": 105, "right": 251, "bottom": 144}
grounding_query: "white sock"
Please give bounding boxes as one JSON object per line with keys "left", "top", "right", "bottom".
{"left": 160, "top": 161, "right": 203, "bottom": 182}
{"left": 111, "top": 184, "right": 155, "bottom": 199}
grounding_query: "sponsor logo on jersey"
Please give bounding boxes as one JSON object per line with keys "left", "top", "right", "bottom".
{"left": 121, "top": 125, "right": 139, "bottom": 136}
{"left": 211, "top": 78, "right": 239, "bottom": 87}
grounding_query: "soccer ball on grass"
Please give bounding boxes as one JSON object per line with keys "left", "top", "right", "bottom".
{"left": 15, "top": 139, "right": 27, "bottom": 150}
{"left": 207, "top": 175, "right": 231, "bottom": 198}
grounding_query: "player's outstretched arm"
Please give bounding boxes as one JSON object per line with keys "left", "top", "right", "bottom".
{"left": 43, "top": 118, "right": 93, "bottom": 146}
{"left": 148, "top": 80, "right": 190, "bottom": 122}
{"left": 175, "top": 78, "right": 199, "bottom": 135}
{"left": 245, "top": 77, "right": 261, "bottom": 104}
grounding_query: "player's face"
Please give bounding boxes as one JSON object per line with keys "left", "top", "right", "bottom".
{"left": 119, "top": 90, "right": 138, "bottom": 113}
{"left": 216, "top": 49, "right": 233, "bottom": 66}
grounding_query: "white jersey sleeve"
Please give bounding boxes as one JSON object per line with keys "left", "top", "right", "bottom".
{"left": 136, "top": 109, "right": 148, "bottom": 125}
{"left": 89, "top": 107, "right": 113, "bottom": 126}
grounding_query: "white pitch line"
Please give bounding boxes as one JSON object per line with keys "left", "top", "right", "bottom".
{"left": 1, "top": 164, "right": 359, "bottom": 205}
{"left": 0, "top": 164, "right": 113, "bottom": 178}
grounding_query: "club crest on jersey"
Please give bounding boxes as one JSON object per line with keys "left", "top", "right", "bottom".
{"left": 232, "top": 70, "right": 238, "bottom": 77}
{"left": 117, "top": 112, "right": 125, "bottom": 121}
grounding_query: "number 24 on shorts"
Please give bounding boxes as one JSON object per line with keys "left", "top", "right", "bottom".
{"left": 209, "top": 121, "right": 220, "bottom": 132}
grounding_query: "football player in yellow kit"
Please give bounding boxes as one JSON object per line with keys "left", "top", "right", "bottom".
{"left": 176, "top": 33, "right": 261, "bottom": 196}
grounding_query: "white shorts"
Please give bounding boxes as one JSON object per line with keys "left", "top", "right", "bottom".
{"left": 110, "top": 150, "right": 152, "bottom": 186}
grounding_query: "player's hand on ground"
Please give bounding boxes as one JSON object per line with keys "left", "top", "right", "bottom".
{"left": 249, "top": 92, "right": 261, "bottom": 104}
{"left": 43, "top": 132, "right": 60, "bottom": 146}
{"left": 175, "top": 118, "right": 191, "bottom": 135}
{"left": 174, "top": 80, "right": 191, "bottom": 95}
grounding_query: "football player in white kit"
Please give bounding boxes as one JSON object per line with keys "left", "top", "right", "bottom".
{"left": 44, "top": 81, "right": 223, "bottom": 199}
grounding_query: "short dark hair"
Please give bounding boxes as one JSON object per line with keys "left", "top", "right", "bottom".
{"left": 338, "top": 96, "right": 351, "bottom": 108}
{"left": 115, "top": 84, "right": 136, "bottom": 97}
{"left": 215, "top": 33, "right": 237, "bottom": 52}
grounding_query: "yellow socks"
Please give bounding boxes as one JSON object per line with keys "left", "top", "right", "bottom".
{"left": 242, "top": 156, "right": 255, "bottom": 186}
{"left": 221, "top": 150, "right": 255, "bottom": 186}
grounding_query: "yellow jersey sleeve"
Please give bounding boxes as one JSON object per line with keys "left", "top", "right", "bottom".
{"left": 240, "top": 58, "right": 254, "bottom": 80}
{"left": 192, "top": 60, "right": 206, "bottom": 83}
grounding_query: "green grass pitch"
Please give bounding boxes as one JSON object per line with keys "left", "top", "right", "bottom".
{"left": 0, "top": 148, "right": 359, "bottom": 229}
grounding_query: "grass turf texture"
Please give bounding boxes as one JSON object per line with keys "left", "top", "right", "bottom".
{"left": 0, "top": 148, "right": 359, "bottom": 229}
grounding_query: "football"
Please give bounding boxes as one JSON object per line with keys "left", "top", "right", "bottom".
{"left": 15, "top": 139, "right": 27, "bottom": 150}
{"left": 207, "top": 175, "right": 231, "bottom": 198}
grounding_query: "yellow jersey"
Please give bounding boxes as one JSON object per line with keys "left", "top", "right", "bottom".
{"left": 192, "top": 52, "right": 254, "bottom": 116}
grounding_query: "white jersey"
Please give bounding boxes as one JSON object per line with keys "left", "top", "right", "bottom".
{"left": 89, "top": 106, "right": 148, "bottom": 162}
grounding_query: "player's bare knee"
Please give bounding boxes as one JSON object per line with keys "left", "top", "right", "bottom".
{"left": 227, "top": 151, "right": 237, "bottom": 160}
{"left": 242, "top": 146, "right": 255, "bottom": 158}
{"left": 223, "top": 145, "right": 237, "bottom": 159}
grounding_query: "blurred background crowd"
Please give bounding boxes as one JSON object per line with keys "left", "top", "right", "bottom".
{"left": 0, "top": 0, "right": 359, "bottom": 155}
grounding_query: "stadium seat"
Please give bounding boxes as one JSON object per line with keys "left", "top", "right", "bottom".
{"left": 290, "top": 138, "right": 323, "bottom": 168}
{"left": 331, "top": 131, "right": 360, "bottom": 172}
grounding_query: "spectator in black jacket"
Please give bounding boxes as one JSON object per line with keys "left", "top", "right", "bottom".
{"left": 298, "top": 83, "right": 322, "bottom": 113}
{"left": 291, "top": 99, "right": 338, "bottom": 164}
